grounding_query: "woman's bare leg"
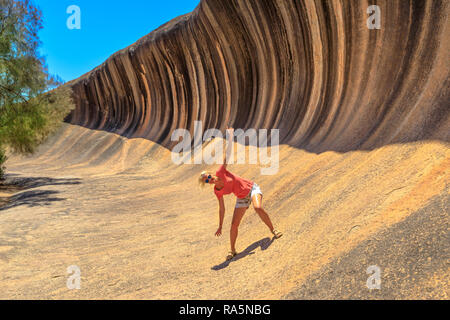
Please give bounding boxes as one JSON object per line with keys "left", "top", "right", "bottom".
{"left": 252, "top": 194, "right": 275, "bottom": 232}
{"left": 230, "top": 207, "right": 247, "bottom": 253}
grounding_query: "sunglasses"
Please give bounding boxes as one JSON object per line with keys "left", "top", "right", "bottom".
{"left": 205, "top": 175, "right": 212, "bottom": 183}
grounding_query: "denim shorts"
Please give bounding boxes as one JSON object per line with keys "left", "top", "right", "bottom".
{"left": 235, "top": 183, "right": 263, "bottom": 208}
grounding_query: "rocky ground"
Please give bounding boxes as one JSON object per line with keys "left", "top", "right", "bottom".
{"left": 0, "top": 123, "right": 448, "bottom": 299}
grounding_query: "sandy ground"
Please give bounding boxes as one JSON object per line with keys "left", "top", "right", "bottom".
{"left": 0, "top": 123, "right": 448, "bottom": 299}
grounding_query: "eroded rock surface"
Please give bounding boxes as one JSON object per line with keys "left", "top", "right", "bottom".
{"left": 1, "top": 0, "right": 449, "bottom": 299}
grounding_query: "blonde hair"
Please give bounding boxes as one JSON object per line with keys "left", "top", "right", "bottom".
{"left": 198, "top": 171, "right": 208, "bottom": 189}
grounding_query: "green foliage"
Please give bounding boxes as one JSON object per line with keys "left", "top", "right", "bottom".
{"left": 0, "top": 0, "right": 75, "bottom": 177}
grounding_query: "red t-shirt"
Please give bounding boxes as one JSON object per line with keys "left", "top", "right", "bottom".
{"left": 214, "top": 165, "right": 254, "bottom": 199}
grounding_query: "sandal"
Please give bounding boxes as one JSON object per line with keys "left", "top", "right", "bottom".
{"left": 226, "top": 251, "right": 237, "bottom": 261}
{"left": 272, "top": 229, "right": 283, "bottom": 239}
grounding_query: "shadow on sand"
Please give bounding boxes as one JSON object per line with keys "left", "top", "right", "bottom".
{"left": 0, "top": 175, "right": 81, "bottom": 211}
{"left": 3, "top": 174, "right": 82, "bottom": 189}
{"left": 211, "top": 236, "right": 275, "bottom": 270}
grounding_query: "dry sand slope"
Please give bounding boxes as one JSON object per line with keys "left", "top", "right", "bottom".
{"left": 1, "top": 0, "right": 450, "bottom": 299}
{"left": 1, "top": 124, "right": 448, "bottom": 299}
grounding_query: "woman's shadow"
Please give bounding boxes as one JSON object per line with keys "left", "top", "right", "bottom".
{"left": 211, "top": 236, "right": 274, "bottom": 270}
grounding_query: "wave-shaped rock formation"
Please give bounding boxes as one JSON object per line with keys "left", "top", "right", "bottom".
{"left": 2, "top": 0, "right": 449, "bottom": 299}
{"left": 65, "top": 0, "right": 449, "bottom": 152}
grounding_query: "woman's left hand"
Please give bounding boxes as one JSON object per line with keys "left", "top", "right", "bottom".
{"left": 215, "top": 227, "right": 222, "bottom": 237}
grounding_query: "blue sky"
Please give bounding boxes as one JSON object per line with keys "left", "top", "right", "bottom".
{"left": 35, "top": 0, "right": 200, "bottom": 83}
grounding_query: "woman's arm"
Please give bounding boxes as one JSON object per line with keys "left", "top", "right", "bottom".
{"left": 215, "top": 197, "right": 225, "bottom": 236}
{"left": 222, "top": 127, "right": 234, "bottom": 170}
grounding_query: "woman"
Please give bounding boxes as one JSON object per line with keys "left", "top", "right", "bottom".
{"left": 198, "top": 127, "right": 282, "bottom": 261}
